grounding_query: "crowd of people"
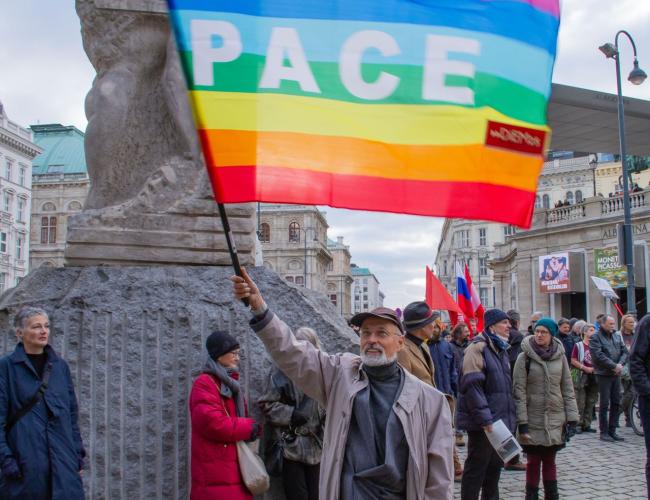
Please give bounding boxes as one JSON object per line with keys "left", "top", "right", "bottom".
{"left": 2, "top": 273, "right": 650, "bottom": 499}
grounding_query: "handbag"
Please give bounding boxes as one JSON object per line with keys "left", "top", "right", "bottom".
{"left": 221, "top": 396, "right": 270, "bottom": 495}
{"left": 236, "top": 440, "right": 271, "bottom": 495}
{"left": 264, "top": 433, "right": 285, "bottom": 477}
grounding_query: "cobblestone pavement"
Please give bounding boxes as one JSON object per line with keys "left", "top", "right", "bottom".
{"left": 453, "top": 426, "right": 647, "bottom": 499}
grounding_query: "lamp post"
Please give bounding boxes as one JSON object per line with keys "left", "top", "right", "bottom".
{"left": 599, "top": 31, "right": 647, "bottom": 316}
{"left": 302, "top": 227, "right": 318, "bottom": 289}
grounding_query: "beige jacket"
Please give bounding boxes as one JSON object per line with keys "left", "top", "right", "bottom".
{"left": 397, "top": 336, "right": 436, "bottom": 388}
{"left": 512, "top": 336, "right": 579, "bottom": 446}
{"left": 252, "top": 312, "right": 453, "bottom": 500}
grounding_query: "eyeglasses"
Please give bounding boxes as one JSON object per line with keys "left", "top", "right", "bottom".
{"left": 359, "top": 330, "right": 400, "bottom": 340}
{"left": 229, "top": 351, "right": 241, "bottom": 358}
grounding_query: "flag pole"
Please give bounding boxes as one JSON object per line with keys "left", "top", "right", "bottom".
{"left": 217, "top": 202, "right": 249, "bottom": 307}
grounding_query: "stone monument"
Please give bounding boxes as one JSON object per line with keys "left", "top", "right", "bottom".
{"left": 0, "top": 1, "right": 359, "bottom": 499}
{"left": 67, "top": 0, "right": 256, "bottom": 266}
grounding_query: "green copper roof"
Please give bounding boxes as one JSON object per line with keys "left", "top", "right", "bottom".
{"left": 30, "top": 124, "right": 87, "bottom": 175}
{"left": 351, "top": 267, "right": 372, "bottom": 276}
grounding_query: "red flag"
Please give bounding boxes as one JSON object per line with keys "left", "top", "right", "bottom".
{"left": 426, "top": 266, "right": 462, "bottom": 325}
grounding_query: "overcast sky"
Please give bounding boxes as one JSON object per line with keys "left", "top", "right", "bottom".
{"left": 1, "top": 1, "right": 650, "bottom": 308}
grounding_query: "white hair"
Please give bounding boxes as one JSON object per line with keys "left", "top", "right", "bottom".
{"left": 14, "top": 306, "right": 49, "bottom": 331}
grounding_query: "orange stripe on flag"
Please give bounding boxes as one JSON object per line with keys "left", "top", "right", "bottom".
{"left": 199, "top": 129, "right": 543, "bottom": 192}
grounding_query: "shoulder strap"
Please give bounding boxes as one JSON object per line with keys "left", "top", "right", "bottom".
{"left": 5, "top": 362, "right": 52, "bottom": 433}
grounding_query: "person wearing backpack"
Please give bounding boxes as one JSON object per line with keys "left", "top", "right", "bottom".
{"left": 0, "top": 307, "right": 85, "bottom": 500}
{"left": 570, "top": 323, "right": 599, "bottom": 433}
{"left": 512, "top": 317, "right": 579, "bottom": 500}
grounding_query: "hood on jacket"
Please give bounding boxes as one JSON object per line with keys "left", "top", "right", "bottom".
{"left": 520, "top": 335, "right": 565, "bottom": 363}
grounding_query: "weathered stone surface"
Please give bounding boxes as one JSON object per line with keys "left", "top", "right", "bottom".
{"left": 67, "top": 1, "right": 257, "bottom": 266}
{"left": 0, "top": 266, "right": 358, "bottom": 499}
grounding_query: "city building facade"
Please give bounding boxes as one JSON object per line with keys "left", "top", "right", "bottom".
{"left": 29, "top": 124, "right": 90, "bottom": 268}
{"left": 326, "top": 236, "right": 353, "bottom": 318}
{"left": 0, "top": 101, "right": 42, "bottom": 292}
{"left": 491, "top": 192, "right": 650, "bottom": 322}
{"left": 351, "top": 264, "right": 385, "bottom": 314}
{"left": 259, "top": 204, "right": 353, "bottom": 315}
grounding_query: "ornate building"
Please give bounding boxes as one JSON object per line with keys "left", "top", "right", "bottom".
{"left": 259, "top": 204, "right": 353, "bottom": 316}
{"left": 29, "top": 124, "right": 90, "bottom": 268}
{"left": 0, "top": 101, "right": 41, "bottom": 292}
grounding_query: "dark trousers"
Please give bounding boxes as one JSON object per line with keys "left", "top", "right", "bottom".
{"left": 282, "top": 458, "right": 320, "bottom": 500}
{"left": 461, "top": 430, "right": 503, "bottom": 500}
{"left": 596, "top": 374, "right": 622, "bottom": 434}
{"left": 638, "top": 396, "right": 650, "bottom": 499}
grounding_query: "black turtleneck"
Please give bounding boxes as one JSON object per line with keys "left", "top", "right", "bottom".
{"left": 27, "top": 352, "right": 47, "bottom": 380}
{"left": 341, "top": 361, "right": 408, "bottom": 499}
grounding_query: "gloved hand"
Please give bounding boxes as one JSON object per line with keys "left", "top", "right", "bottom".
{"left": 565, "top": 422, "right": 577, "bottom": 442}
{"left": 246, "top": 421, "right": 261, "bottom": 442}
{"left": 1, "top": 457, "right": 21, "bottom": 481}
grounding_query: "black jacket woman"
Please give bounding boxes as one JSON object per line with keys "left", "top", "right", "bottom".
{"left": 258, "top": 327, "right": 325, "bottom": 500}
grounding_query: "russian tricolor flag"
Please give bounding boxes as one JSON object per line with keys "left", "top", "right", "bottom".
{"left": 456, "top": 262, "right": 485, "bottom": 335}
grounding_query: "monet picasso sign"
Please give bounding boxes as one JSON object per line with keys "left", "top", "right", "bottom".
{"left": 593, "top": 247, "right": 626, "bottom": 288}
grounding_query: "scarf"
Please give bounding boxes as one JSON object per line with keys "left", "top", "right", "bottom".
{"left": 202, "top": 357, "right": 246, "bottom": 418}
{"left": 485, "top": 330, "right": 510, "bottom": 351}
{"left": 530, "top": 338, "right": 557, "bottom": 361}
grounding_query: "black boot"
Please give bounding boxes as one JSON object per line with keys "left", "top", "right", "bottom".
{"left": 525, "top": 484, "right": 539, "bottom": 500}
{"left": 543, "top": 480, "right": 559, "bottom": 500}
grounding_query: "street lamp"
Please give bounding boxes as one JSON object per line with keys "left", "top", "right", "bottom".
{"left": 599, "top": 30, "right": 647, "bottom": 316}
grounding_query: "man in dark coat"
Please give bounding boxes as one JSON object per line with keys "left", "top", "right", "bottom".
{"left": 457, "top": 309, "right": 517, "bottom": 500}
{"left": 630, "top": 314, "right": 650, "bottom": 498}
{"left": 590, "top": 314, "right": 629, "bottom": 442}
{"left": 0, "top": 307, "right": 85, "bottom": 500}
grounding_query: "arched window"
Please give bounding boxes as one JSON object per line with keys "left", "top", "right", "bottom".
{"left": 575, "top": 190, "right": 583, "bottom": 203}
{"left": 566, "top": 191, "right": 574, "bottom": 204}
{"left": 259, "top": 222, "right": 270, "bottom": 242}
{"left": 289, "top": 222, "right": 300, "bottom": 242}
{"left": 40, "top": 216, "right": 57, "bottom": 244}
{"left": 535, "top": 195, "right": 541, "bottom": 208}
{"left": 542, "top": 194, "right": 550, "bottom": 209}
{"left": 68, "top": 200, "right": 83, "bottom": 211}
{"left": 42, "top": 202, "right": 56, "bottom": 212}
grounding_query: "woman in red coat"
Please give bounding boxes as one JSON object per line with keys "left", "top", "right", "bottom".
{"left": 189, "top": 330, "right": 259, "bottom": 500}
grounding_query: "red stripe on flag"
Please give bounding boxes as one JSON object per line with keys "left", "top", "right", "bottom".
{"left": 209, "top": 165, "right": 537, "bottom": 227}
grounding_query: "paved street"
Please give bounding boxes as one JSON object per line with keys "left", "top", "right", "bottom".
{"left": 454, "top": 426, "right": 647, "bottom": 499}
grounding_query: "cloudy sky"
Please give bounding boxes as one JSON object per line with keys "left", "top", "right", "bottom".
{"left": 1, "top": 1, "right": 650, "bottom": 308}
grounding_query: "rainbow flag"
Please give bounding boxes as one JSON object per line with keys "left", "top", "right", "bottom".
{"left": 167, "top": 0, "right": 560, "bottom": 227}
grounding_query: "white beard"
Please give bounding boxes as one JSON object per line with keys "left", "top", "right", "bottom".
{"left": 360, "top": 350, "right": 398, "bottom": 367}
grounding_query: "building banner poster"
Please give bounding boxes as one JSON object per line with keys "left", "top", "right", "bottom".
{"left": 539, "top": 253, "right": 569, "bottom": 292}
{"left": 594, "top": 247, "right": 626, "bottom": 288}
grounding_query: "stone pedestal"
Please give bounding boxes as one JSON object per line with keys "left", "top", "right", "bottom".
{"left": 0, "top": 266, "right": 357, "bottom": 499}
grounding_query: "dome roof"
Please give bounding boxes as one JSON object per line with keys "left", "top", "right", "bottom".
{"left": 31, "top": 124, "right": 86, "bottom": 175}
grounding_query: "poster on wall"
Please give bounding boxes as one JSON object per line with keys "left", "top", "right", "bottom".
{"left": 593, "top": 247, "right": 626, "bottom": 288}
{"left": 539, "top": 253, "right": 570, "bottom": 293}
